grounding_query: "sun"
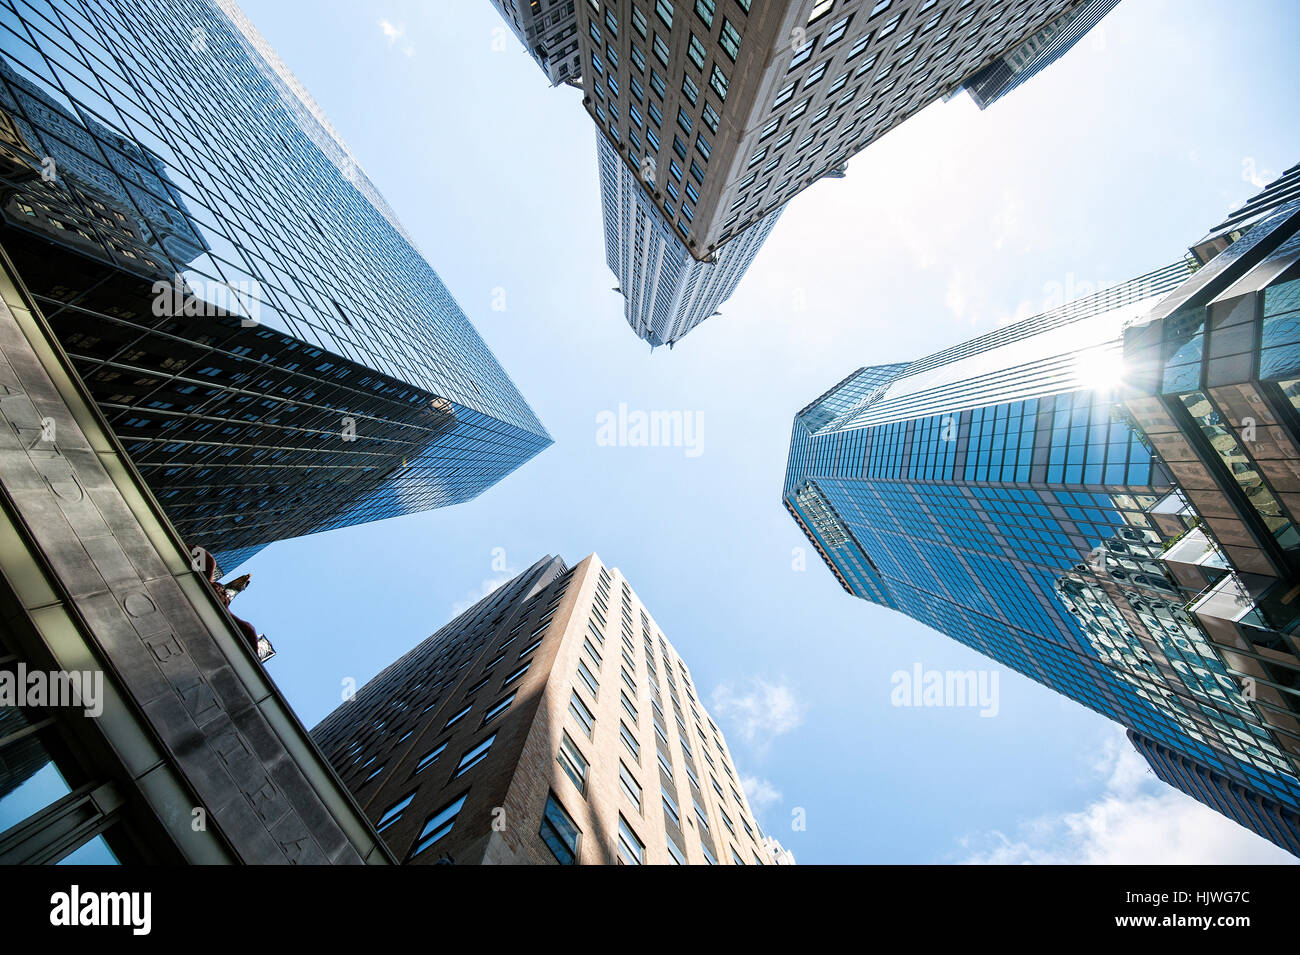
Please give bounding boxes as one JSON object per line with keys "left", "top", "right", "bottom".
{"left": 1074, "top": 348, "right": 1126, "bottom": 395}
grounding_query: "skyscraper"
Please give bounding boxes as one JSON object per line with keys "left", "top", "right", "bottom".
{"left": 1118, "top": 163, "right": 1300, "bottom": 854}
{"left": 958, "top": 0, "right": 1119, "bottom": 108}
{"left": 488, "top": 0, "right": 584, "bottom": 85}
{"left": 597, "top": 132, "right": 781, "bottom": 345}
{"left": 0, "top": 245, "right": 391, "bottom": 865}
{"left": 782, "top": 257, "right": 1300, "bottom": 853}
{"left": 569, "top": 0, "right": 1107, "bottom": 344}
{"left": 0, "top": 0, "right": 551, "bottom": 570}
{"left": 312, "top": 555, "right": 787, "bottom": 864}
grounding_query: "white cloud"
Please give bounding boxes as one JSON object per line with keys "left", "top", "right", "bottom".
{"left": 958, "top": 728, "right": 1298, "bottom": 865}
{"left": 711, "top": 678, "right": 805, "bottom": 751}
{"left": 377, "top": 19, "right": 414, "bottom": 57}
{"left": 742, "top": 776, "right": 783, "bottom": 812}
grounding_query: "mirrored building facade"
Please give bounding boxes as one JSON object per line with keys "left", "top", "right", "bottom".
{"left": 783, "top": 258, "right": 1300, "bottom": 850}
{"left": 1121, "top": 163, "right": 1300, "bottom": 841}
{"left": 0, "top": 0, "right": 550, "bottom": 569}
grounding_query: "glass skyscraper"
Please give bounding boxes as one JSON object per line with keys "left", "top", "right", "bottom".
{"left": 0, "top": 0, "right": 550, "bottom": 568}
{"left": 783, "top": 259, "right": 1300, "bottom": 845}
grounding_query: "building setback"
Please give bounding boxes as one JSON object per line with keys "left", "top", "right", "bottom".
{"left": 313, "top": 555, "right": 789, "bottom": 864}
{"left": 0, "top": 0, "right": 551, "bottom": 571}
{"left": 782, "top": 238, "right": 1300, "bottom": 853}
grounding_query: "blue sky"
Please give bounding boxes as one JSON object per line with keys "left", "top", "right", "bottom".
{"left": 231, "top": 0, "right": 1300, "bottom": 863}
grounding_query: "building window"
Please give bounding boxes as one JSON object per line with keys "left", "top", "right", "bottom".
{"left": 620, "top": 721, "right": 641, "bottom": 762}
{"left": 502, "top": 661, "right": 531, "bottom": 688}
{"left": 415, "top": 741, "right": 447, "bottom": 773}
{"left": 408, "top": 793, "right": 468, "bottom": 858}
{"left": 481, "top": 691, "right": 516, "bottom": 725}
{"left": 444, "top": 702, "right": 472, "bottom": 730}
{"left": 823, "top": 14, "right": 852, "bottom": 47}
{"left": 655, "top": 0, "right": 674, "bottom": 29}
{"left": 709, "top": 63, "right": 729, "bottom": 101}
{"left": 577, "top": 657, "right": 600, "bottom": 698}
{"left": 617, "top": 815, "right": 645, "bottom": 864}
{"left": 540, "top": 793, "right": 581, "bottom": 864}
{"left": 570, "top": 690, "right": 596, "bottom": 737}
{"left": 454, "top": 733, "right": 497, "bottom": 777}
{"left": 681, "top": 74, "right": 699, "bottom": 104}
{"left": 558, "top": 731, "right": 589, "bottom": 793}
{"left": 619, "top": 762, "right": 644, "bottom": 812}
{"left": 701, "top": 102, "right": 720, "bottom": 133}
{"left": 687, "top": 34, "right": 706, "bottom": 70}
{"left": 620, "top": 689, "right": 639, "bottom": 723}
{"left": 653, "top": 33, "right": 670, "bottom": 66}
{"left": 694, "top": 0, "right": 715, "bottom": 28}
{"left": 376, "top": 792, "right": 414, "bottom": 832}
{"left": 719, "top": 19, "right": 741, "bottom": 61}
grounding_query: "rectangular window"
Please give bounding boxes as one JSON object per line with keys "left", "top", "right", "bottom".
{"left": 408, "top": 794, "right": 467, "bottom": 858}
{"left": 677, "top": 106, "right": 693, "bottom": 134}
{"left": 655, "top": 0, "right": 674, "bottom": 28}
{"left": 577, "top": 657, "right": 600, "bottom": 698}
{"left": 694, "top": 0, "right": 715, "bottom": 27}
{"left": 681, "top": 74, "right": 699, "bottom": 104}
{"left": 701, "top": 102, "right": 720, "bottom": 133}
{"left": 719, "top": 19, "right": 741, "bottom": 60}
{"left": 619, "top": 762, "right": 643, "bottom": 812}
{"left": 687, "top": 34, "right": 706, "bottom": 69}
{"left": 540, "top": 793, "right": 581, "bottom": 864}
{"left": 570, "top": 690, "right": 596, "bottom": 737}
{"left": 632, "top": 5, "right": 648, "bottom": 37}
{"left": 617, "top": 815, "right": 645, "bottom": 864}
{"left": 650, "top": 70, "right": 666, "bottom": 98}
{"left": 454, "top": 733, "right": 496, "bottom": 777}
{"left": 662, "top": 784, "right": 680, "bottom": 825}
{"left": 558, "top": 731, "right": 589, "bottom": 793}
{"left": 653, "top": 33, "right": 670, "bottom": 66}
{"left": 620, "top": 721, "right": 641, "bottom": 761}
{"left": 621, "top": 689, "right": 639, "bottom": 723}
{"left": 709, "top": 63, "right": 729, "bottom": 101}
{"left": 823, "top": 14, "right": 852, "bottom": 47}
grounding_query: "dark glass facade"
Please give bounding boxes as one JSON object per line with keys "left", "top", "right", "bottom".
{"left": 784, "top": 261, "right": 1300, "bottom": 828}
{"left": 0, "top": 0, "right": 550, "bottom": 567}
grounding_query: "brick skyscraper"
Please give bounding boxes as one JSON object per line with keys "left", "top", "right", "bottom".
{"left": 314, "top": 555, "right": 790, "bottom": 864}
